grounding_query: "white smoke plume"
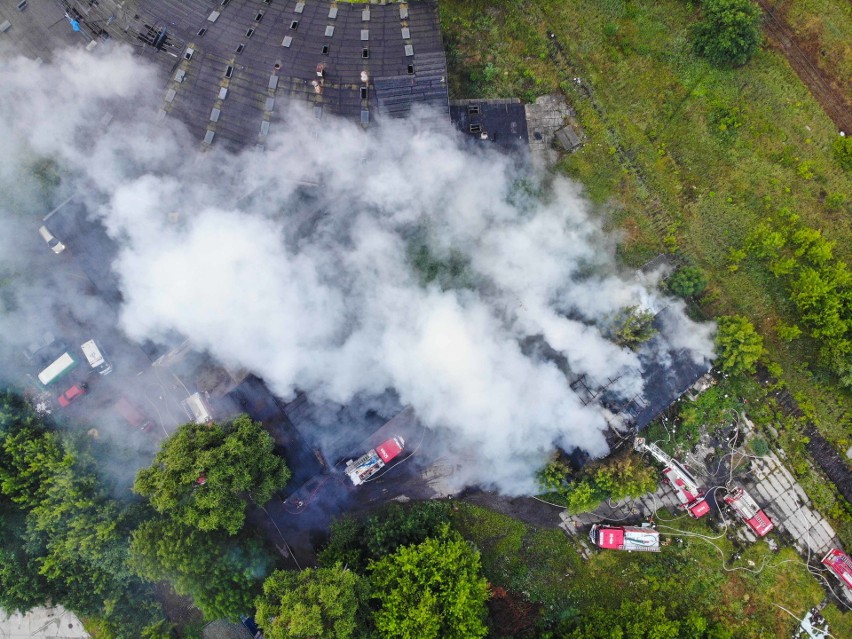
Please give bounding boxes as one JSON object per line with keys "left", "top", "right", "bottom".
{"left": 0, "top": 46, "right": 714, "bottom": 493}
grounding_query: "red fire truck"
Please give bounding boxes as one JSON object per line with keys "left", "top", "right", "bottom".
{"left": 345, "top": 436, "right": 405, "bottom": 486}
{"left": 589, "top": 523, "right": 660, "bottom": 552}
{"left": 821, "top": 548, "right": 852, "bottom": 591}
{"left": 635, "top": 438, "right": 710, "bottom": 518}
{"left": 723, "top": 486, "right": 774, "bottom": 537}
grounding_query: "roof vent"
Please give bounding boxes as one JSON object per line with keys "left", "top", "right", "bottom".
{"left": 360, "top": 86, "right": 368, "bottom": 100}
{"left": 196, "top": 27, "right": 207, "bottom": 37}
{"left": 184, "top": 48, "right": 194, "bottom": 60}
{"left": 290, "top": 20, "right": 298, "bottom": 29}
{"left": 255, "top": 12, "right": 264, "bottom": 22}
{"left": 224, "top": 65, "right": 233, "bottom": 78}
{"left": 407, "top": 64, "right": 414, "bottom": 75}
{"left": 361, "top": 48, "right": 369, "bottom": 59}
{"left": 235, "top": 43, "right": 244, "bottom": 54}
{"left": 468, "top": 105, "right": 480, "bottom": 115}
{"left": 246, "top": 28, "right": 254, "bottom": 37}
{"left": 17, "top": 0, "right": 28, "bottom": 10}
{"left": 322, "top": 44, "right": 329, "bottom": 55}
{"left": 469, "top": 124, "right": 482, "bottom": 133}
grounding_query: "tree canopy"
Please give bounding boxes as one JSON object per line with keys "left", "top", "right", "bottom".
{"left": 714, "top": 315, "right": 765, "bottom": 375}
{"left": 255, "top": 565, "right": 369, "bottom": 639}
{"left": 667, "top": 266, "right": 708, "bottom": 298}
{"left": 368, "top": 526, "right": 489, "bottom": 639}
{"left": 0, "top": 390, "right": 168, "bottom": 636}
{"left": 612, "top": 306, "right": 657, "bottom": 350}
{"left": 133, "top": 415, "right": 290, "bottom": 535}
{"left": 129, "top": 515, "right": 271, "bottom": 621}
{"left": 319, "top": 502, "right": 450, "bottom": 572}
{"left": 692, "top": 0, "right": 762, "bottom": 68}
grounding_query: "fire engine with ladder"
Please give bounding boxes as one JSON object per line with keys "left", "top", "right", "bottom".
{"left": 634, "top": 437, "right": 710, "bottom": 518}
{"left": 345, "top": 436, "right": 405, "bottom": 486}
{"left": 722, "top": 486, "right": 774, "bottom": 537}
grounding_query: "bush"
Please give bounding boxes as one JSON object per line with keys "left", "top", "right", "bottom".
{"left": 368, "top": 527, "right": 489, "bottom": 639}
{"left": 715, "top": 315, "right": 765, "bottom": 374}
{"left": 833, "top": 136, "right": 852, "bottom": 172}
{"left": 667, "top": 266, "right": 709, "bottom": 297}
{"left": 693, "top": 0, "right": 762, "bottom": 67}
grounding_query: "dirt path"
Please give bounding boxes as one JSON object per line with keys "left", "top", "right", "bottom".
{"left": 756, "top": 0, "right": 852, "bottom": 133}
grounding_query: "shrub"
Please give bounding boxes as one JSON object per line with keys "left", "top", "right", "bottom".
{"left": 692, "top": 0, "right": 762, "bottom": 67}
{"left": 833, "top": 136, "right": 852, "bottom": 172}
{"left": 715, "top": 315, "right": 765, "bottom": 374}
{"left": 667, "top": 266, "right": 709, "bottom": 297}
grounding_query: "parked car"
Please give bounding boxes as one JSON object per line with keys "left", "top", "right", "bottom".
{"left": 38, "top": 225, "right": 66, "bottom": 254}
{"left": 115, "top": 397, "right": 155, "bottom": 433}
{"left": 57, "top": 383, "right": 87, "bottom": 407}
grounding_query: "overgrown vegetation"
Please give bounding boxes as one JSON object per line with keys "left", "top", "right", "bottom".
{"left": 692, "top": 0, "right": 762, "bottom": 68}
{"left": 739, "top": 208, "right": 851, "bottom": 386}
{"left": 714, "top": 315, "right": 766, "bottom": 374}
{"left": 538, "top": 449, "right": 658, "bottom": 512}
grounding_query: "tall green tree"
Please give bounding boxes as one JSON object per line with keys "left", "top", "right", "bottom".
{"left": 0, "top": 391, "right": 168, "bottom": 635}
{"left": 0, "top": 500, "right": 53, "bottom": 613}
{"left": 368, "top": 526, "right": 489, "bottom": 639}
{"left": 255, "top": 565, "right": 369, "bottom": 639}
{"left": 692, "top": 0, "right": 762, "bottom": 67}
{"left": 592, "top": 455, "right": 658, "bottom": 502}
{"left": 714, "top": 315, "right": 765, "bottom": 374}
{"left": 134, "top": 415, "right": 290, "bottom": 535}
{"left": 129, "top": 515, "right": 273, "bottom": 621}
{"left": 667, "top": 266, "right": 708, "bottom": 298}
{"left": 612, "top": 306, "right": 657, "bottom": 350}
{"left": 319, "top": 502, "right": 450, "bottom": 572}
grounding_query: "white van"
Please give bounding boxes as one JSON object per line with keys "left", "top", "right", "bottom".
{"left": 81, "top": 339, "right": 113, "bottom": 375}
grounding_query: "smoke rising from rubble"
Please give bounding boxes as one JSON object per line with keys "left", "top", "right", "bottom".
{"left": 0, "top": 46, "right": 715, "bottom": 493}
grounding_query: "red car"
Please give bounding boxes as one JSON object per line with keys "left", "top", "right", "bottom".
{"left": 58, "top": 383, "right": 87, "bottom": 407}
{"left": 115, "top": 397, "right": 155, "bottom": 433}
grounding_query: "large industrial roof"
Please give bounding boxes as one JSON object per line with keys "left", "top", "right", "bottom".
{"left": 7, "top": 1, "right": 446, "bottom": 149}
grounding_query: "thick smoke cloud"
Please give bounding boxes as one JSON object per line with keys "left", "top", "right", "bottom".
{"left": 0, "top": 46, "right": 714, "bottom": 493}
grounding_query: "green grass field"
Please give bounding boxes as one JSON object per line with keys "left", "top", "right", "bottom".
{"left": 781, "top": 0, "right": 852, "bottom": 102}
{"left": 440, "top": 0, "right": 851, "bottom": 444}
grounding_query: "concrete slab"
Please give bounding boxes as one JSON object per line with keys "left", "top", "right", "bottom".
{"left": 0, "top": 606, "right": 89, "bottom": 638}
